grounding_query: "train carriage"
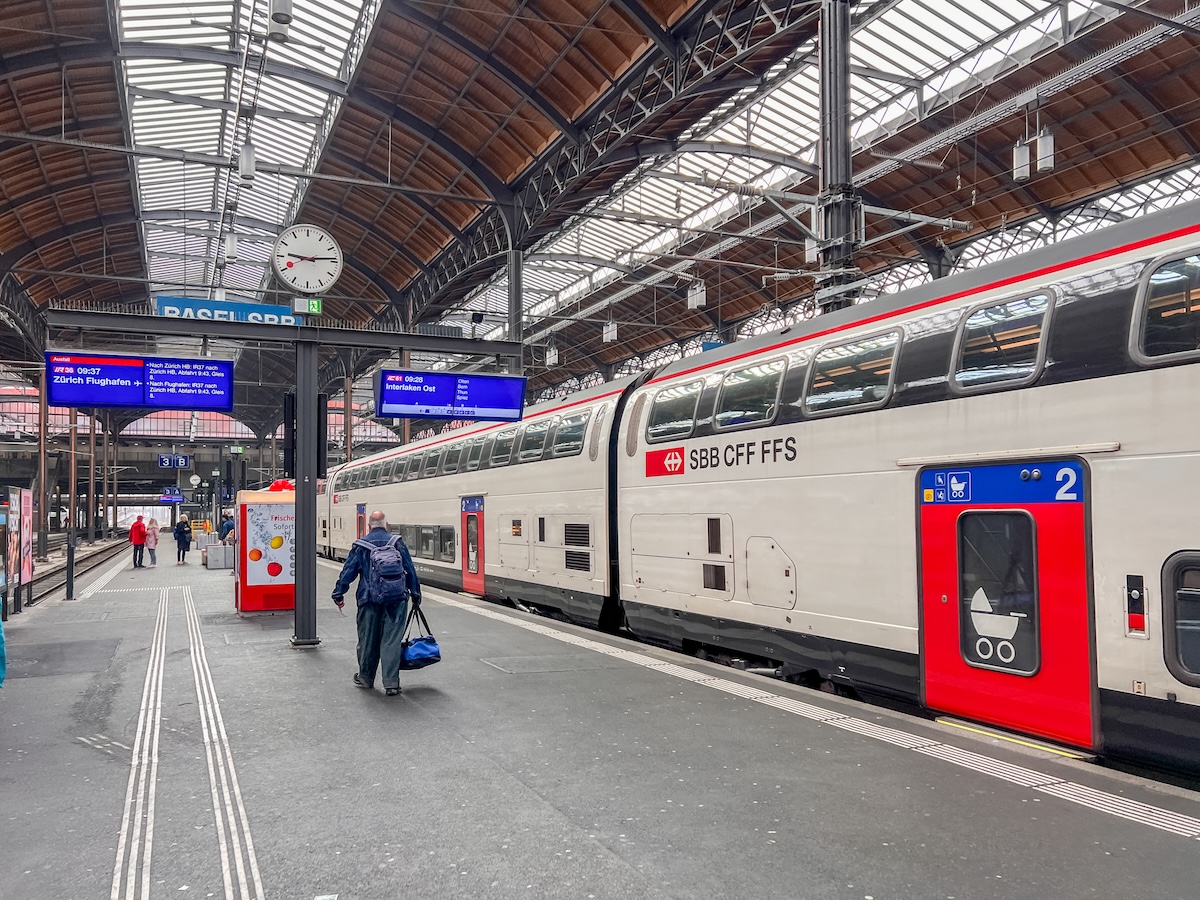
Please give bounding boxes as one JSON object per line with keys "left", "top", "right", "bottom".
{"left": 323, "top": 200, "right": 1200, "bottom": 775}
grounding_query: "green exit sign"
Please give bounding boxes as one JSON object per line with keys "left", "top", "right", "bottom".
{"left": 293, "top": 296, "right": 323, "bottom": 315}
{"left": 307, "top": 297, "right": 323, "bottom": 315}
{"left": 230, "top": 445, "right": 244, "bottom": 454}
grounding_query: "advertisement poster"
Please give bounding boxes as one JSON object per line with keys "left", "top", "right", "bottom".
{"left": 6, "top": 488, "right": 19, "bottom": 588}
{"left": 0, "top": 507, "right": 8, "bottom": 593}
{"left": 20, "top": 489, "right": 33, "bottom": 584}
{"left": 244, "top": 503, "right": 295, "bottom": 587}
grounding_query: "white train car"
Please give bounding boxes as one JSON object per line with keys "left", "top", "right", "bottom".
{"left": 320, "top": 378, "right": 638, "bottom": 628}
{"left": 615, "top": 201, "right": 1200, "bottom": 773}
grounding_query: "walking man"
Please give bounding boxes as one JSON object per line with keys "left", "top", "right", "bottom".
{"left": 129, "top": 515, "right": 147, "bottom": 569}
{"left": 332, "top": 511, "right": 420, "bottom": 697}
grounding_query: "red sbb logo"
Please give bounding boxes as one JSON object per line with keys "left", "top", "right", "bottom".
{"left": 646, "top": 447, "right": 686, "bottom": 477}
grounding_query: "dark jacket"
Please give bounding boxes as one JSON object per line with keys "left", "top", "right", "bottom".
{"left": 173, "top": 520, "right": 192, "bottom": 547}
{"left": 332, "top": 527, "right": 421, "bottom": 607}
{"left": 219, "top": 518, "right": 235, "bottom": 540}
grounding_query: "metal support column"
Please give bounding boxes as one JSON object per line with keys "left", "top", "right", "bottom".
{"left": 101, "top": 422, "right": 110, "bottom": 538}
{"left": 292, "top": 339, "right": 319, "bottom": 647}
{"left": 68, "top": 409, "right": 77, "bottom": 533}
{"left": 36, "top": 367, "right": 48, "bottom": 559}
{"left": 87, "top": 411, "right": 96, "bottom": 543}
{"left": 817, "top": 0, "right": 858, "bottom": 311}
{"left": 344, "top": 368, "right": 353, "bottom": 464}
{"left": 507, "top": 242, "right": 523, "bottom": 373}
{"left": 111, "top": 432, "right": 119, "bottom": 534}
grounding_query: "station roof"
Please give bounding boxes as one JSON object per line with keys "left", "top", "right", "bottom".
{"left": 1, "top": 0, "right": 1198, "bottom": 432}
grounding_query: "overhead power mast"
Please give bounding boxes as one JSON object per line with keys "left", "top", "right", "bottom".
{"left": 817, "top": 0, "right": 859, "bottom": 312}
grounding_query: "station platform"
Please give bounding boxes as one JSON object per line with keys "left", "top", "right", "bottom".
{"left": 3, "top": 557, "right": 1200, "bottom": 900}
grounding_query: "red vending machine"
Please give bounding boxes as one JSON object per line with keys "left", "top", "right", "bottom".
{"left": 235, "top": 487, "right": 296, "bottom": 613}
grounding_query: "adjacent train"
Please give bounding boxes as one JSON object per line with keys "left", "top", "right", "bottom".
{"left": 320, "top": 201, "right": 1200, "bottom": 776}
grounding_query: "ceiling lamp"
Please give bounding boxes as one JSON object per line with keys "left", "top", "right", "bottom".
{"left": 603, "top": 320, "right": 618, "bottom": 343}
{"left": 267, "top": 18, "right": 289, "bottom": 42}
{"left": 239, "top": 141, "right": 256, "bottom": 181}
{"left": 545, "top": 343, "right": 558, "bottom": 367}
{"left": 1036, "top": 128, "right": 1055, "bottom": 173}
{"left": 270, "top": 0, "right": 293, "bottom": 24}
{"left": 1013, "top": 141, "right": 1031, "bottom": 182}
{"left": 224, "top": 233, "right": 238, "bottom": 261}
{"left": 687, "top": 279, "right": 707, "bottom": 310}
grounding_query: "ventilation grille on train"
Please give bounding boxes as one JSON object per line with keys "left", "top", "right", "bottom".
{"left": 565, "top": 551, "right": 591, "bottom": 571}
{"left": 703, "top": 564, "right": 727, "bottom": 591}
{"left": 564, "top": 523, "right": 591, "bottom": 547}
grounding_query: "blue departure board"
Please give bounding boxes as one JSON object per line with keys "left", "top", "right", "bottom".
{"left": 45, "top": 352, "right": 234, "bottom": 412}
{"left": 375, "top": 369, "right": 526, "bottom": 421}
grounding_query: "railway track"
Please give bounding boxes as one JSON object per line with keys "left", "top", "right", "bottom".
{"left": 26, "top": 538, "right": 129, "bottom": 606}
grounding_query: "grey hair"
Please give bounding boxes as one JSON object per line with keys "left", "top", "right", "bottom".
{"left": 368, "top": 511, "right": 388, "bottom": 529}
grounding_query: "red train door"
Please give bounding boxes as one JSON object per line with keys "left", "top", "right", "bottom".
{"left": 461, "top": 496, "right": 484, "bottom": 595}
{"left": 919, "top": 459, "right": 1095, "bottom": 749}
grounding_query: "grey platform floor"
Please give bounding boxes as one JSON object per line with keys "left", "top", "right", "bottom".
{"left": 3, "top": 553, "right": 1200, "bottom": 900}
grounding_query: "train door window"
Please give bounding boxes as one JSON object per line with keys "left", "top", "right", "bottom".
{"left": 588, "top": 404, "right": 607, "bottom": 461}
{"left": 491, "top": 429, "right": 517, "bottom": 465}
{"left": 646, "top": 380, "right": 703, "bottom": 442}
{"left": 713, "top": 358, "right": 786, "bottom": 430}
{"left": 805, "top": 330, "right": 901, "bottom": 416}
{"left": 423, "top": 447, "right": 444, "bottom": 477}
{"left": 466, "top": 515, "right": 479, "bottom": 573}
{"left": 406, "top": 451, "right": 425, "bottom": 480}
{"left": 1162, "top": 554, "right": 1200, "bottom": 687}
{"left": 403, "top": 524, "right": 419, "bottom": 549}
{"left": 550, "top": 411, "right": 591, "bottom": 457}
{"left": 953, "top": 294, "right": 1052, "bottom": 392}
{"left": 438, "top": 526, "right": 456, "bottom": 562}
{"left": 519, "top": 421, "right": 551, "bottom": 462}
{"left": 442, "top": 442, "right": 465, "bottom": 475}
{"left": 625, "top": 393, "right": 647, "bottom": 456}
{"left": 419, "top": 526, "right": 436, "bottom": 558}
{"left": 1137, "top": 254, "right": 1200, "bottom": 362}
{"left": 958, "top": 512, "right": 1039, "bottom": 676}
{"left": 464, "top": 436, "right": 486, "bottom": 471}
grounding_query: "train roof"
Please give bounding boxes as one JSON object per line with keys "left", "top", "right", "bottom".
{"left": 648, "top": 198, "right": 1200, "bottom": 384}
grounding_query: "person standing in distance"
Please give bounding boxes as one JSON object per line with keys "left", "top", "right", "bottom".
{"left": 129, "top": 515, "right": 147, "bottom": 569}
{"left": 219, "top": 513, "right": 235, "bottom": 542}
{"left": 332, "top": 511, "right": 421, "bottom": 697}
{"left": 145, "top": 517, "right": 160, "bottom": 568}
{"left": 174, "top": 514, "right": 193, "bottom": 565}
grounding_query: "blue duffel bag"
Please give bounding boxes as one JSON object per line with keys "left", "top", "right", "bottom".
{"left": 399, "top": 604, "right": 441, "bottom": 670}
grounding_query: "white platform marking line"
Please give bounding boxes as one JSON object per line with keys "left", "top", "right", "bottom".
{"left": 184, "top": 588, "right": 236, "bottom": 900}
{"left": 84, "top": 554, "right": 134, "bottom": 598}
{"left": 109, "top": 588, "right": 169, "bottom": 900}
{"left": 137, "top": 587, "right": 170, "bottom": 900}
{"left": 184, "top": 587, "right": 265, "bottom": 899}
{"left": 434, "top": 595, "right": 1200, "bottom": 840}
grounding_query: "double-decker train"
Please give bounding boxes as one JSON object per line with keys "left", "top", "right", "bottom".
{"left": 320, "top": 201, "right": 1200, "bottom": 776}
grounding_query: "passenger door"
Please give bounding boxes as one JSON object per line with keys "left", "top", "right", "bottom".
{"left": 919, "top": 459, "right": 1095, "bottom": 749}
{"left": 461, "top": 496, "right": 485, "bottom": 595}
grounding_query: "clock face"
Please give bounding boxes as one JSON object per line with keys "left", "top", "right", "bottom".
{"left": 272, "top": 224, "right": 344, "bottom": 294}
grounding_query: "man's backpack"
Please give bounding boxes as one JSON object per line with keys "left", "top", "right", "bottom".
{"left": 353, "top": 535, "right": 410, "bottom": 604}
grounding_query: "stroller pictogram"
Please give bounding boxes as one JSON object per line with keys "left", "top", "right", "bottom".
{"left": 969, "top": 587, "right": 1026, "bottom": 664}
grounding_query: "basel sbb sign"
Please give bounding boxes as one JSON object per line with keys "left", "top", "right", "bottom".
{"left": 646, "top": 437, "right": 798, "bottom": 477}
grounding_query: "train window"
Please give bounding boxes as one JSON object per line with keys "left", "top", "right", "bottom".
{"left": 588, "top": 404, "right": 606, "bottom": 461}
{"left": 423, "top": 447, "right": 444, "bottom": 477}
{"left": 419, "top": 526, "right": 436, "bottom": 559}
{"left": 804, "top": 330, "right": 901, "bottom": 415}
{"left": 403, "top": 524, "right": 418, "bottom": 549}
{"left": 519, "top": 421, "right": 551, "bottom": 462}
{"left": 380, "top": 460, "right": 396, "bottom": 484}
{"left": 464, "top": 436, "right": 486, "bottom": 471}
{"left": 646, "top": 380, "right": 703, "bottom": 442}
{"left": 953, "top": 294, "right": 1052, "bottom": 392}
{"left": 491, "top": 429, "right": 517, "bottom": 465}
{"left": 390, "top": 458, "right": 409, "bottom": 483}
{"left": 438, "top": 526, "right": 456, "bottom": 562}
{"left": 713, "top": 359, "right": 786, "bottom": 430}
{"left": 1138, "top": 254, "right": 1200, "bottom": 361}
{"left": 442, "top": 442, "right": 465, "bottom": 475}
{"left": 1162, "top": 554, "right": 1200, "bottom": 687}
{"left": 406, "top": 451, "right": 425, "bottom": 480}
{"left": 625, "top": 393, "right": 647, "bottom": 457}
{"left": 958, "top": 512, "right": 1039, "bottom": 676}
{"left": 550, "top": 411, "right": 591, "bottom": 457}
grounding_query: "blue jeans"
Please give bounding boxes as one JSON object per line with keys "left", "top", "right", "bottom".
{"left": 147, "top": 548, "right": 157, "bottom": 566}
{"left": 355, "top": 601, "right": 409, "bottom": 690}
